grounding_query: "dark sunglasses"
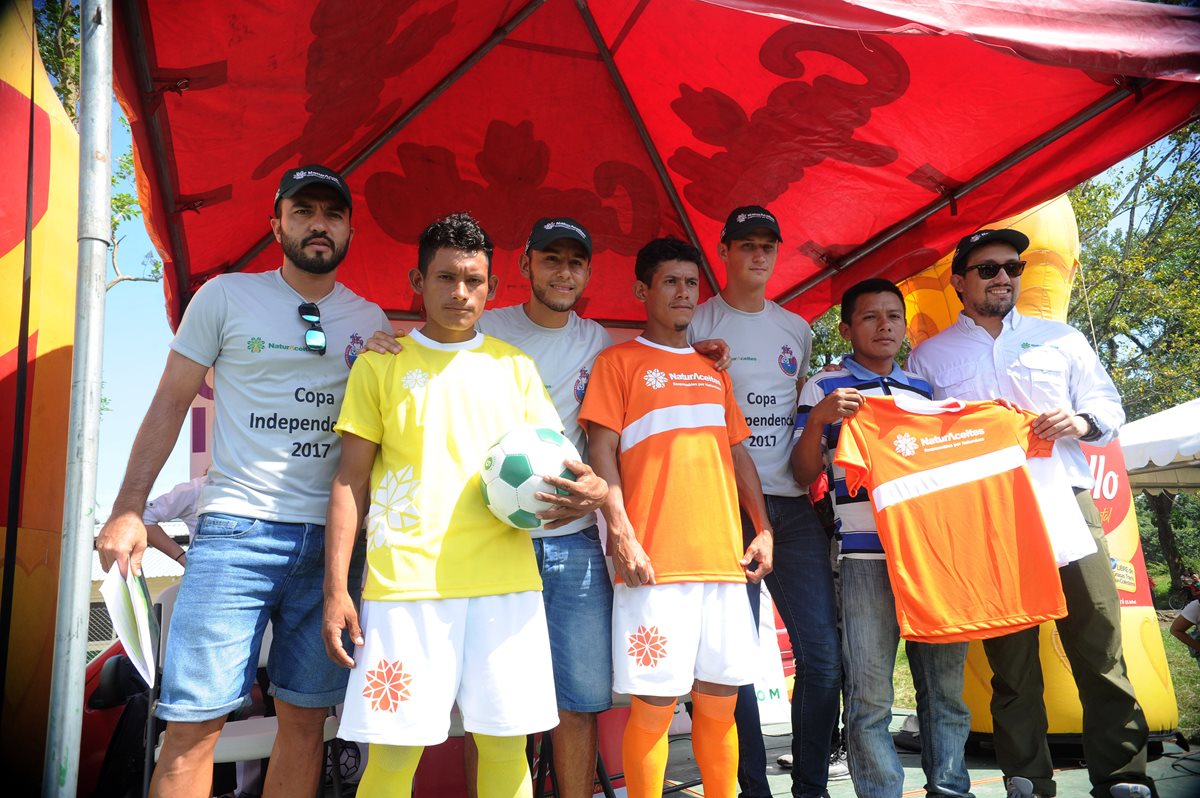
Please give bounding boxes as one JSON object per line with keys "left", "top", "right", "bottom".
{"left": 963, "top": 260, "right": 1026, "bottom": 279}
{"left": 298, "top": 302, "right": 326, "bottom": 355}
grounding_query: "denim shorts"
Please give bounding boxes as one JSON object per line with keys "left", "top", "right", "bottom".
{"left": 533, "top": 525, "right": 613, "bottom": 713}
{"left": 157, "top": 513, "right": 366, "bottom": 722}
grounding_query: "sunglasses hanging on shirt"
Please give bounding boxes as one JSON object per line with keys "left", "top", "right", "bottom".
{"left": 298, "top": 302, "right": 326, "bottom": 355}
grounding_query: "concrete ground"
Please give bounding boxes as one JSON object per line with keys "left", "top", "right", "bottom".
{"left": 654, "top": 713, "right": 1199, "bottom": 798}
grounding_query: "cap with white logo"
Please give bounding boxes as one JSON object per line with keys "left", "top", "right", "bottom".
{"left": 525, "top": 217, "right": 592, "bottom": 258}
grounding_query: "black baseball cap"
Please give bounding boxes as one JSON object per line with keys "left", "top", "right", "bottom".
{"left": 525, "top": 217, "right": 592, "bottom": 259}
{"left": 274, "top": 164, "right": 353, "bottom": 212}
{"left": 721, "top": 205, "right": 782, "bottom": 243}
{"left": 951, "top": 228, "right": 1029, "bottom": 273}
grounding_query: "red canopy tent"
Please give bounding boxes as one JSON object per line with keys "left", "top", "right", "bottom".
{"left": 111, "top": 0, "right": 1200, "bottom": 327}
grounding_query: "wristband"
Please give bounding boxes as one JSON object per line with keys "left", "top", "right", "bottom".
{"left": 173, "top": 550, "right": 187, "bottom": 563}
{"left": 1077, "top": 413, "right": 1102, "bottom": 442}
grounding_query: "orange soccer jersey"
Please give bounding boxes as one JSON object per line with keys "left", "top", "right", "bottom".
{"left": 834, "top": 395, "right": 1067, "bottom": 642}
{"left": 579, "top": 337, "right": 750, "bottom": 584}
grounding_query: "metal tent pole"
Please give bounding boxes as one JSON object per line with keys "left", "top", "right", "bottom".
{"left": 43, "top": 0, "right": 112, "bottom": 794}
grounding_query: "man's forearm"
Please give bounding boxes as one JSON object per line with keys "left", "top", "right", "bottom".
{"left": 325, "top": 478, "right": 367, "bottom": 595}
{"left": 791, "top": 424, "right": 827, "bottom": 488}
{"left": 732, "top": 444, "right": 769, "bottom": 533}
{"left": 111, "top": 395, "right": 193, "bottom": 516}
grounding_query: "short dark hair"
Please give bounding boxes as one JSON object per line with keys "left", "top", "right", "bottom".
{"left": 634, "top": 237, "right": 702, "bottom": 285}
{"left": 840, "top": 278, "right": 905, "bottom": 325}
{"left": 417, "top": 213, "right": 494, "bottom": 275}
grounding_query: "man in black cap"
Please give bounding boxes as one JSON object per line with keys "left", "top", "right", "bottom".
{"left": 689, "top": 205, "right": 844, "bottom": 798}
{"left": 908, "top": 229, "right": 1152, "bottom": 798}
{"left": 98, "top": 164, "right": 388, "bottom": 798}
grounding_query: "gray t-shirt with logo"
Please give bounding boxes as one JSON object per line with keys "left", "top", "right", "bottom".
{"left": 689, "top": 294, "right": 812, "bottom": 497}
{"left": 478, "top": 305, "right": 613, "bottom": 538}
{"left": 170, "top": 269, "right": 390, "bottom": 524}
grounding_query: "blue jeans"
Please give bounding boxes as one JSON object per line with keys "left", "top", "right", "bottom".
{"left": 841, "top": 557, "right": 973, "bottom": 798}
{"left": 158, "top": 513, "right": 365, "bottom": 722}
{"left": 736, "top": 494, "right": 842, "bottom": 798}
{"left": 533, "top": 525, "right": 613, "bottom": 713}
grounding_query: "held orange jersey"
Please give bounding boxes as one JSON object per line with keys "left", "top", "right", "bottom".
{"left": 579, "top": 337, "right": 750, "bottom": 584}
{"left": 834, "top": 395, "right": 1066, "bottom": 642}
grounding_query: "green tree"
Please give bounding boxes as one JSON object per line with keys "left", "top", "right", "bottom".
{"left": 35, "top": 0, "right": 161, "bottom": 291}
{"left": 1068, "top": 122, "right": 1200, "bottom": 588}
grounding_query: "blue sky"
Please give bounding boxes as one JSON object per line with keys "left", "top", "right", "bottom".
{"left": 95, "top": 113, "right": 190, "bottom": 518}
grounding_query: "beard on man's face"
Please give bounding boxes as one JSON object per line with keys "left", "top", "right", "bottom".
{"left": 281, "top": 230, "right": 348, "bottom": 275}
{"left": 531, "top": 282, "right": 576, "bottom": 313}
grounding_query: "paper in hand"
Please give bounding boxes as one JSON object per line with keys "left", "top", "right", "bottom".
{"left": 99, "top": 563, "right": 161, "bottom": 688}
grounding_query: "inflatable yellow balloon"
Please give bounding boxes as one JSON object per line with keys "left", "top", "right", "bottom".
{"left": 0, "top": 0, "right": 80, "bottom": 784}
{"left": 898, "top": 196, "right": 1178, "bottom": 740}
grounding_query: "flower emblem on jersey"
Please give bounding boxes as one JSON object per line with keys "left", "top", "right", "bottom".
{"left": 573, "top": 367, "right": 591, "bottom": 403}
{"left": 893, "top": 433, "right": 918, "bottom": 457}
{"left": 402, "top": 369, "right": 429, "bottom": 390}
{"left": 367, "top": 466, "right": 421, "bottom": 549}
{"left": 627, "top": 625, "right": 668, "bottom": 668}
{"left": 643, "top": 369, "right": 668, "bottom": 390}
{"left": 246, "top": 336, "right": 265, "bottom": 354}
{"left": 344, "top": 332, "right": 365, "bottom": 368}
{"left": 777, "top": 345, "right": 799, "bottom": 377}
{"left": 362, "top": 659, "right": 412, "bottom": 712}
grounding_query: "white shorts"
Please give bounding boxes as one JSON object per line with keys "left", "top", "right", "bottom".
{"left": 612, "top": 582, "right": 757, "bottom": 697}
{"left": 339, "top": 592, "right": 559, "bottom": 745}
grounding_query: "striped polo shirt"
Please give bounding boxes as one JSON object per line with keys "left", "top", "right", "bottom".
{"left": 794, "top": 357, "right": 932, "bottom": 558}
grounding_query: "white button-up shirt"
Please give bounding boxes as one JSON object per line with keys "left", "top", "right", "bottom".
{"left": 907, "top": 309, "right": 1124, "bottom": 565}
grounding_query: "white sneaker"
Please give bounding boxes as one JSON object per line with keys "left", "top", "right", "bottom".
{"left": 1109, "top": 785, "right": 1152, "bottom": 798}
{"left": 827, "top": 747, "right": 850, "bottom": 781}
{"left": 1005, "top": 777, "right": 1035, "bottom": 798}
{"left": 776, "top": 753, "right": 792, "bottom": 768}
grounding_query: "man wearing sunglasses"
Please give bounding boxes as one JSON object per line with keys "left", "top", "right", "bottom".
{"left": 907, "top": 229, "right": 1151, "bottom": 798}
{"left": 96, "top": 165, "right": 390, "bottom": 798}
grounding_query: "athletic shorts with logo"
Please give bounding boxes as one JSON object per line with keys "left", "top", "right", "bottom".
{"left": 613, "top": 582, "right": 758, "bottom": 697}
{"left": 339, "top": 592, "right": 559, "bottom": 746}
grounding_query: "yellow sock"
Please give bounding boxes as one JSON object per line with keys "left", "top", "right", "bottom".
{"left": 473, "top": 732, "right": 532, "bottom": 798}
{"left": 356, "top": 743, "right": 423, "bottom": 798}
{"left": 622, "top": 697, "right": 676, "bottom": 798}
{"left": 689, "top": 691, "right": 738, "bottom": 798}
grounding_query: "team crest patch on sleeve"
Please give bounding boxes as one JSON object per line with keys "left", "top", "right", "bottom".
{"left": 627, "top": 624, "right": 668, "bottom": 667}
{"left": 777, "top": 345, "right": 799, "bottom": 376}
{"left": 573, "top": 367, "right": 590, "bottom": 403}
{"left": 362, "top": 659, "right": 412, "bottom": 712}
{"left": 344, "top": 333, "right": 365, "bottom": 367}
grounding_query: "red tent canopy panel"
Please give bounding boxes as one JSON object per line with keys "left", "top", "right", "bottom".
{"left": 112, "top": 0, "right": 1200, "bottom": 327}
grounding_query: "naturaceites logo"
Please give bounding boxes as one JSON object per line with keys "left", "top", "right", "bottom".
{"left": 893, "top": 427, "right": 985, "bottom": 457}
{"left": 642, "top": 368, "right": 722, "bottom": 391}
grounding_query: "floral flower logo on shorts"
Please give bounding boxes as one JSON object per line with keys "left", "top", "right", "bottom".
{"left": 627, "top": 624, "right": 668, "bottom": 668}
{"left": 363, "top": 659, "right": 412, "bottom": 712}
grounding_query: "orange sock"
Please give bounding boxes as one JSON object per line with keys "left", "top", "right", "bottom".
{"left": 622, "top": 696, "right": 676, "bottom": 798}
{"left": 689, "top": 691, "right": 738, "bottom": 798}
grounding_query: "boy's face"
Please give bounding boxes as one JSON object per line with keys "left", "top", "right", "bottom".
{"left": 410, "top": 247, "right": 497, "bottom": 333}
{"left": 635, "top": 259, "right": 700, "bottom": 332}
{"left": 839, "top": 291, "right": 906, "bottom": 363}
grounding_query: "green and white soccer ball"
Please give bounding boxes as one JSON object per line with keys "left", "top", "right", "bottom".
{"left": 480, "top": 426, "right": 581, "bottom": 530}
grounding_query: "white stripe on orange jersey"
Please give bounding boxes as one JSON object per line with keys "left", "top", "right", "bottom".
{"left": 871, "top": 445, "right": 1028, "bottom": 511}
{"left": 620, "top": 403, "right": 727, "bottom": 453}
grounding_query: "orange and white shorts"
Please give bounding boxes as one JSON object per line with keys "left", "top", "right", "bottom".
{"left": 339, "top": 592, "right": 559, "bottom": 746}
{"left": 612, "top": 582, "right": 758, "bottom": 697}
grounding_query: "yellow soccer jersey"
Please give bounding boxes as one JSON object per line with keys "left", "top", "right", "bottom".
{"left": 335, "top": 330, "right": 564, "bottom": 601}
